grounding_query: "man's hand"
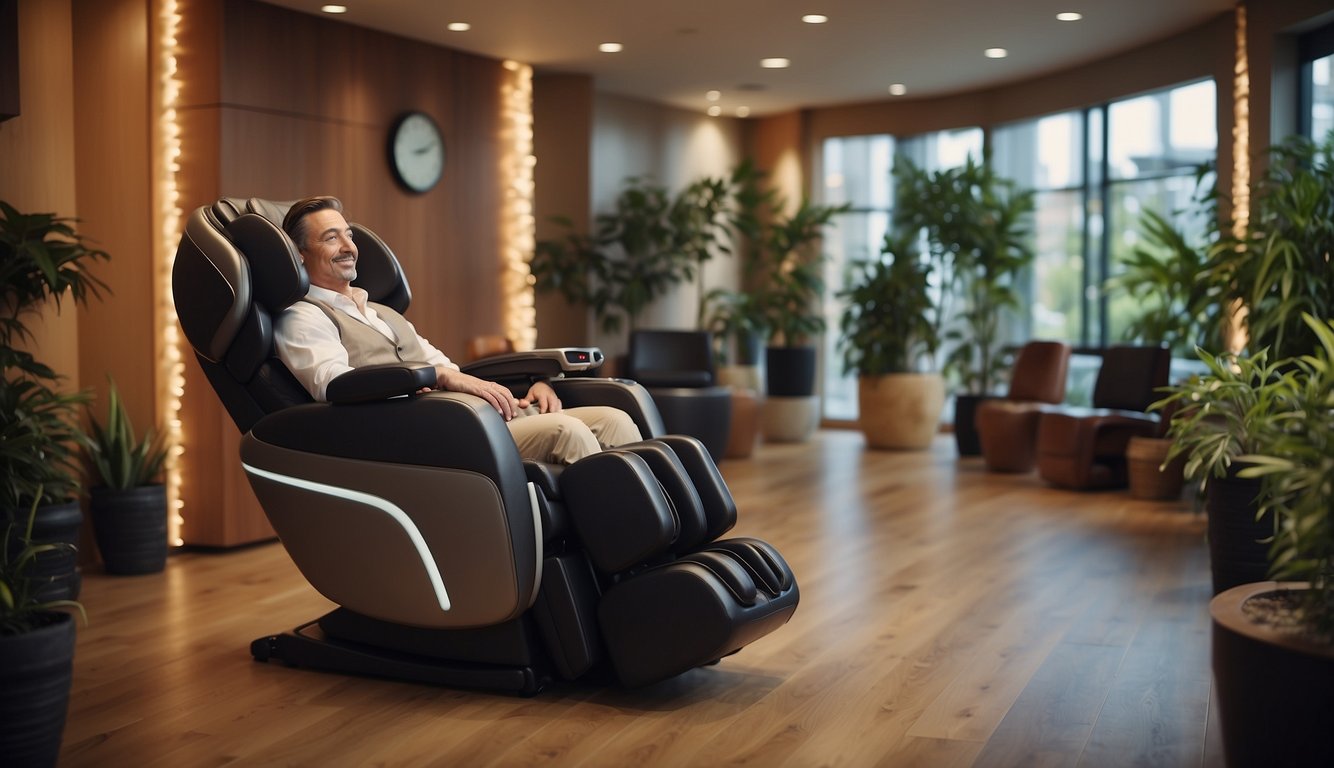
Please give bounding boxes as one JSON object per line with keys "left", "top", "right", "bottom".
{"left": 519, "top": 380, "right": 561, "bottom": 413}
{"left": 435, "top": 366, "right": 518, "bottom": 420}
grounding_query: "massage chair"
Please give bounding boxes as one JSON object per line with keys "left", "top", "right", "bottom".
{"left": 171, "top": 198, "right": 799, "bottom": 693}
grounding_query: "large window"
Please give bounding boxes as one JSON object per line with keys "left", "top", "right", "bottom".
{"left": 819, "top": 80, "right": 1215, "bottom": 419}
{"left": 1301, "top": 22, "right": 1334, "bottom": 140}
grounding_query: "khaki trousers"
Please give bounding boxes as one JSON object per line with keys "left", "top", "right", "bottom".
{"left": 505, "top": 406, "right": 642, "bottom": 465}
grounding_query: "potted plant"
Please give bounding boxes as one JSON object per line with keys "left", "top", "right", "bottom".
{"left": 1106, "top": 169, "right": 1225, "bottom": 499}
{"left": 1205, "top": 313, "right": 1334, "bottom": 767}
{"left": 1, "top": 200, "right": 108, "bottom": 601}
{"left": 0, "top": 496, "right": 86, "bottom": 767}
{"left": 838, "top": 232, "right": 943, "bottom": 449}
{"left": 891, "top": 154, "right": 1035, "bottom": 455}
{"left": 85, "top": 379, "right": 170, "bottom": 574}
{"left": 532, "top": 174, "right": 731, "bottom": 365}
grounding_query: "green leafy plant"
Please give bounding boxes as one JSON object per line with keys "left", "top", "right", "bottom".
{"left": 0, "top": 200, "right": 108, "bottom": 508}
{"left": 838, "top": 232, "right": 939, "bottom": 375}
{"left": 892, "top": 154, "right": 1035, "bottom": 394}
{"left": 85, "top": 379, "right": 169, "bottom": 490}
{"left": 700, "top": 287, "right": 766, "bottom": 365}
{"left": 1236, "top": 314, "right": 1334, "bottom": 634}
{"left": 532, "top": 175, "right": 731, "bottom": 340}
{"left": 1215, "top": 132, "right": 1334, "bottom": 360}
{"left": 1, "top": 493, "right": 85, "bottom": 635}
{"left": 1106, "top": 167, "right": 1226, "bottom": 356}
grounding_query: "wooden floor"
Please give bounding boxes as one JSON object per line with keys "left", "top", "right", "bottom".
{"left": 60, "top": 431, "right": 1224, "bottom": 767}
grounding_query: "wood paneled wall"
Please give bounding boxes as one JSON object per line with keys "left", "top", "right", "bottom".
{"left": 171, "top": 0, "right": 513, "bottom": 545}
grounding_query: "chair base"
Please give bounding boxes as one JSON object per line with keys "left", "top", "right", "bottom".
{"left": 250, "top": 617, "right": 550, "bottom": 696}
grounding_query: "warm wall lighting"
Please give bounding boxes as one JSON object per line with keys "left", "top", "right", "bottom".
{"left": 154, "top": 0, "right": 185, "bottom": 547}
{"left": 707, "top": 105, "right": 722, "bottom": 116}
{"left": 984, "top": 48, "right": 1008, "bottom": 59}
{"left": 447, "top": 22, "right": 470, "bottom": 32}
{"left": 888, "top": 83, "right": 907, "bottom": 96}
{"left": 735, "top": 106, "right": 751, "bottom": 118}
{"left": 500, "top": 60, "right": 537, "bottom": 351}
{"left": 599, "top": 42, "right": 623, "bottom": 53}
{"left": 1229, "top": 3, "right": 1250, "bottom": 353}
{"left": 706, "top": 89, "right": 721, "bottom": 101}
{"left": 320, "top": 4, "right": 347, "bottom": 13}
{"left": 760, "top": 57, "right": 791, "bottom": 68}
{"left": 802, "top": 14, "right": 828, "bottom": 24}
{"left": 1056, "top": 12, "right": 1082, "bottom": 22}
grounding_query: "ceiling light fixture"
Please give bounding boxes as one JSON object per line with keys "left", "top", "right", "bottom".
{"left": 447, "top": 22, "right": 471, "bottom": 32}
{"left": 707, "top": 105, "right": 722, "bottom": 117}
{"left": 736, "top": 106, "right": 751, "bottom": 117}
{"left": 888, "top": 83, "right": 907, "bottom": 96}
{"left": 706, "top": 89, "right": 721, "bottom": 101}
{"left": 802, "top": 14, "right": 828, "bottom": 24}
{"left": 320, "top": 4, "right": 347, "bottom": 12}
{"left": 599, "top": 42, "right": 623, "bottom": 53}
{"left": 984, "top": 47, "right": 1008, "bottom": 59}
{"left": 1056, "top": 12, "right": 1082, "bottom": 22}
{"left": 760, "top": 57, "right": 791, "bottom": 69}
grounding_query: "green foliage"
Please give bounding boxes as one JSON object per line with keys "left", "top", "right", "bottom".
{"left": 531, "top": 175, "right": 732, "bottom": 339}
{"left": 892, "top": 154, "right": 1035, "bottom": 394}
{"left": 700, "top": 287, "right": 766, "bottom": 364}
{"left": 1, "top": 200, "right": 108, "bottom": 508}
{"left": 1235, "top": 314, "right": 1334, "bottom": 634}
{"left": 1217, "top": 133, "right": 1334, "bottom": 360}
{"left": 838, "top": 233, "right": 939, "bottom": 375}
{"left": 85, "top": 379, "right": 168, "bottom": 490}
{"left": 1, "top": 493, "right": 85, "bottom": 635}
{"left": 1106, "top": 168, "right": 1226, "bottom": 355}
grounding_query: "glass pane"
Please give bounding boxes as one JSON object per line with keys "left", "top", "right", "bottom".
{"left": 823, "top": 135, "right": 894, "bottom": 209}
{"left": 897, "top": 127, "right": 983, "bottom": 171}
{"left": 994, "top": 112, "right": 1084, "bottom": 190}
{"left": 1312, "top": 53, "right": 1334, "bottom": 140}
{"left": 1108, "top": 80, "right": 1215, "bottom": 179}
{"left": 1027, "top": 189, "right": 1084, "bottom": 344}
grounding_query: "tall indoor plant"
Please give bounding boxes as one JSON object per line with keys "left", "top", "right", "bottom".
{"left": 838, "top": 232, "right": 943, "bottom": 449}
{"left": 891, "top": 154, "right": 1035, "bottom": 455}
{"left": 85, "top": 379, "right": 170, "bottom": 575}
{"left": 532, "top": 174, "right": 731, "bottom": 355}
{"left": 1, "top": 200, "right": 108, "bottom": 601}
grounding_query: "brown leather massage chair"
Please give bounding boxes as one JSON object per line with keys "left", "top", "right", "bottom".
{"left": 172, "top": 198, "right": 799, "bottom": 693}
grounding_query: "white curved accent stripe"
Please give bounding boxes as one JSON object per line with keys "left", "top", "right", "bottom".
{"left": 242, "top": 462, "right": 451, "bottom": 611}
{"left": 527, "top": 481, "right": 543, "bottom": 603}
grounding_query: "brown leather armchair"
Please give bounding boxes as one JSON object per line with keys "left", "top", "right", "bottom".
{"left": 1034, "top": 345, "right": 1171, "bottom": 490}
{"left": 975, "top": 341, "right": 1072, "bottom": 472}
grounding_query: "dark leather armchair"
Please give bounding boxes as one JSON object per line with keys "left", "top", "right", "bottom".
{"left": 975, "top": 341, "right": 1072, "bottom": 472}
{"left": 172, "top": 198, "right": 798, "bottom": 692}
{"left": 625, "top": 329, "right": 733, "bottom": 460}
{"left": 1034, "top": 345, "right": 1172, "bottom": 490}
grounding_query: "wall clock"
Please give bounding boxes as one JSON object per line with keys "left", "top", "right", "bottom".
{"left": 388, "top": 111, "right": 445, "bottom": 193}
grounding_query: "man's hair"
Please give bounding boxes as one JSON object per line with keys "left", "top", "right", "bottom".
{"left": 282, "top": 196, "right": 344, "bottom": 247}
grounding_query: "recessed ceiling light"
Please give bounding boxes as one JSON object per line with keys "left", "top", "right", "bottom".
{"left": 706, "top": 90, "right": 721, "bottom": 102}
{"left": 802, "top": 14, "right": 828, "bottom": 24}
{"left": 446, "top": 22, "right": 470, "bottom": 32}
{"left": 707, "top": 105, "right": 722, "bottom": 117}
{"left": 599, "top": 42, "right": 623, "bottom": 53}
{"left": 736, "top": 106, "right": 751, "bottom": 117}
{"left": 984, "top": 48, "right": 1008, "bottom": 59}
{"left": 760, "top": 57, "right": 791, "bottom": 69}
{"left": 888, "top": 83, "right": 907, "bottom": 96}
{"left": 320, "top": 4, "right": 347, "bottom": 13}
{"left": 1056, "top": 12, "right": 1082, "bottom": 22}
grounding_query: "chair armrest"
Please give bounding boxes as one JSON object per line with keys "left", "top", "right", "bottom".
{"left": 549, "top": 378, "right": 667, "bottom": 439}
{"left": 460, "top": 348, "right": 605, "bottom": 381}
{"left": 325, "top": 363, "right": 436, "bottom": 404}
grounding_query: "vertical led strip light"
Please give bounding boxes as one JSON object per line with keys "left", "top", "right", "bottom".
{"left": 501, "top": 60, "right": 537, "bottom": 351}
{"left": 1230, "top": 2, "right": 1250, "bottom": 353}
{"left": 155, "top": 0, "right": 186, "bottom": 546}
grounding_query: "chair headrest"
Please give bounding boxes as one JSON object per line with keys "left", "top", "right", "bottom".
{"left": 224, "top": 212, "right": 309, "bottom": 313}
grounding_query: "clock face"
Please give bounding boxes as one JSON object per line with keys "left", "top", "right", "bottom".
{"left": 389, "top": 112, "right": 444, "bottom": 193}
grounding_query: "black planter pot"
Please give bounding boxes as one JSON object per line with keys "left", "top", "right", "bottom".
{"left": 1206, "top": 470, "right": 1270, "bottom": 595}
{"left": 765, "top": 346, "right": 817, "bottom": 397}
{"left": 733, "top": 331, "right": 763, "bottom": 367}
{"left": 2, "top": 500, "right": 82, "bottom": 602}
{"left": 90, "top": 485, "right": 169, "bottom": 575}
{"left": 0, "top": 611, "right": 76, "bottom": 768}
{"left": 953, "top": 394, "right": 995, "bottom": 457}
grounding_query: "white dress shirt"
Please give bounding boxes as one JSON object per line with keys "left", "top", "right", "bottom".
{"left": 274, "top": 284, "right": 457, "bottom": 401}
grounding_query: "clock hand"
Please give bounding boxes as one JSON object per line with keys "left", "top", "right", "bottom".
{"left": 413, "top": 144, "right": 436, "bottom": 155}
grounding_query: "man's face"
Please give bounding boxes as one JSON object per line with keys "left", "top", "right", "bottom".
{"left": 298, "top": 209, "right": 358, "bottom": 292}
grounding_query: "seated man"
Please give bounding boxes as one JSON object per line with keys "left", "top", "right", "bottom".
{"left": 274, "top": 195, "right": 641, "bottom": 464}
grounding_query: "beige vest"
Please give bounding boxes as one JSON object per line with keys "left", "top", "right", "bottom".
{"left": 302, "top": 297, "right": 432, "bottom": 367}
